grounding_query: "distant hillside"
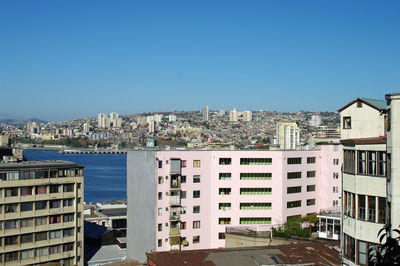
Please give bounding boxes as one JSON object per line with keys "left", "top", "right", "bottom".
{"left": 0, "top": 118, "right": 47, "bottom": 127}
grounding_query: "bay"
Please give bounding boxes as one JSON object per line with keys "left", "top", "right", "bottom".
{"left": 23, "top": 150, "right": 127, "bottom": 203}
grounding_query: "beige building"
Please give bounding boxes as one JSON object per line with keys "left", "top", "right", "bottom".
{"left": 338, "top": 97, "right": 389, "bottom": 265}
{"left": 229, "top": 108, "right": 238, "bottom": 122}
{"left": 0, "top": 160, "right": 84, "bottom": 266}
{"left": 242, "top": 111, "right": 252, "bottom": 122}
{"left": 275, "top": 122, "right": 300, "bottom": 150}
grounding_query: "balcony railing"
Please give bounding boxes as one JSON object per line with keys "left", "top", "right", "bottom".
{"left": 170, "top": 214, "right": 180, "bottom": 221}
{"left": 169, "top": 195, "right": 181, "bottom": 205}
{"left": 170, "top": 180, "right": 181, "bottom": 189}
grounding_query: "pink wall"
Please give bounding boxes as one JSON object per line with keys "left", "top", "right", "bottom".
{"left": 154, "top": 144, "right": 341, "bottom": 251}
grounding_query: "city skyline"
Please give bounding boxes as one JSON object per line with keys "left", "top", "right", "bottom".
{"left": 1, "top": 1, "right": 399, "bottom": 121}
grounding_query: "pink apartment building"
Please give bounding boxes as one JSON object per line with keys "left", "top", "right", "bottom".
{"left": 127, "top": 143, "right": 341, "bottom": 262}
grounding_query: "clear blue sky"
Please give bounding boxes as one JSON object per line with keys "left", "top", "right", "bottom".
{"left": 1, "top": 1, "right": 399, "bottom": 121}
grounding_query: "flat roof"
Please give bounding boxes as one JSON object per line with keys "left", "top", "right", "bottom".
{"left": 0, "top": 160, "right": 82, "bottom": 170}
{"left": 147, "top": 242, "right": 341, "bottom": 266}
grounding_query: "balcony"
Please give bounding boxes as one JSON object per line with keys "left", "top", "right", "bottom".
{"left": 169, "top": 227, "right": 180, "bottom": 236}
{"left": 170, "top": 160, "right": 181, "bottom": 175}
{"left": 170, "top": 213, "right": 180, "bottom": 221}
{"left": 170, "top": 178, "right": 181, "bottom": 189}
{"left": 169, "top": 195, "right": 181, "bottom": 206}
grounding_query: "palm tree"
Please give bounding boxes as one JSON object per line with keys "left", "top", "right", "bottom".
{"left": 369, "top": 225, "right": 400, "bottom": 265}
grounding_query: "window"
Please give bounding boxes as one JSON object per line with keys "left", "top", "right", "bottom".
{"left": 50, "top": 200, "right": 61, "bottom": 208}
{"left": 63, "top": 228, "right": 74, "bottom": 237}
{"left": 307, "top": 171, "right": 316, "bottom": 178}
{"left": 240, "top": 217, "right": 271, "bottom": 224}
{"left": 35, "top": 201, "right": 47, "bottom": 210}
{"left": 307, "top": 157, "right": 316, "bottom": 164}
{"left": 240, "top": 188, "right": 271, "bottom": 195}
{"left": 21, "top": 249, "right": 34, "bottom": 259}
{"left": 368, "top": 196, "right": 376, "bottom": 222}
{"left": 287, "top": 172, "right": 301, "bottom": 179}
{"left": 64, "top": 243, "right": 74, "bottom": 252}
{"left": 358, "top": 195, "right": 366, "bottom": 220}
{"left": 333, "top": 200, "right": 339, "bottom": 207}
{"left": 219, "top": 188, "right": 231, "bottom": 195}
{"left": 158, "top": 208, "right": 162, "bottom": 216}
{"left": 193, "top": 235, "right": 200, "bottom": 243}
{"left": 240, "top": 158, "right": 272, "bottom": 165}
{"left": 358, "top": 240, "right": 367, "bottom": 265}
{"left": 37, "top": 247, "right": 48, "bottom": 256}
{"left": 333, "top": 173, "right": 339, "bottom": 179}
{"left": 20, "top": 218, "right": 33, "bottom": 228}
{"left": 219, "top": 218, "right": 231, "bottom": 224}
{"left": 158, "top": 176, "right": 163, "bottom": 184}
{"left": 49, "top": 245, "right": 61, "bottom": 254}
{"left": 5, "top": 188, "right": 18, "bottom": 197}
{"left": 181, "top": 191, "right": 186, "bottom": 199}
{"left": 158, "top": 192, "right": 162, "bottom": 200}
{"left": 63, "top": 214, "right": 74, "bottom": 222}
{"left": 287, "top": 200, "right": 301, "bottom": 208}
{"left": 180, "top": 222, "right": 186, "bottom": 229}
{"left": 240, "top": 173, "right": 271, "bottom": 180}
{"left": 36, "top": 217, "right": 47, "bottom": 226}
{"left": 158, "top": 160, "right": 162, "bottom": 168}
{"left": 21, "top": 202, "right": 33, "bottom": 212}
{"left": 49, "top": 215, "right": 61, "bottom": 224}
{"left": 158, "top": 239, "right": 162, "bottom": 247}
{"left": 5, "top": 204, "right": 18, "bottom": 213}
{"left": 378, "top": 152, "right": 386, "bottom": 176}
{"left": 36, "top": 186, "right": 47, "bottom": 194}
{"left": 333, "top": 186, "right": 338, "bottom": 193}
{"left": 21, "top": 187, "right": 33, "bottom": 196}
{"left": 287, "top": 186, "right": 302, "bottom": 194}
{"left": 193, "top": 190, "right": 200, "bottom": 198}
{"left": 50, "top": 185, "right": 60, "bottom": 193}
{"left": 5, "top": 220, "right": 18, "bottom": 230}
{"left": 193, "top": 160, "right": 201, "bottom": 168}
{"left": 158, "top": 223, "right": 162, "bottom": 231}
{"left": 181, "top": 160, "right": 187, "bottom": 167}
{"left": 63, "top": 199, "right": 73, "bottom": 207}
{"left": 193, "top": 175, "right": 200, "bottom": 183}
{"left": 307, "top": 199, "right": 316, "bottom": 206}
{"left": 219, "top": 173, "right": 231, "bottom": 180}
{"left": 367, "top": 151, "right": 376, "bottom": 175}
{"left": 219, "top": 158, "right": 231, "bottom": 165}
{"left": 218, "top": 233, "right": 226, "bottom": 239}
{"left": 193, "top": 221, "right": 200, "bottom": 229}
{"left": 240, "top": 202, "right": 271, "bottom": 210}
{"left": 219, "top": 203, "right": 231, "bottom": 210}
{"left": 343, "top": 116, "right": 351, "bottom": 129}
{"left": 287, "top": 157, "right": 302, "bottom": 164}
{"left": 333, "top": 159, "right": 339, "bottom": 165}
{"left": 304, "top": 185, "right": 315, "bottom": 193}
{"left": 5, "top": 252, "right": 18, "bottom": 262}
{"left": 193, "top": 206, "right": 200, "bottom": 213}
{"left": 343, "top": 150, "right": 355, "bottom": 174}
{"left": 21, "top": 234, "right": 33, "bottom": 244}
{"left": 36, "top": 232, "right": 47, "bottom": 241}
{"left": 181, "top": 176, "right": 186, "bottom": 183}
{"left": 49, "top": 230, "right": 61, "bottom": 239}
{"left": 63, "top": 184, "right": 74, "bottom": 192}
{"left": 358, "top": 151, "right": 366, "bottom": 174}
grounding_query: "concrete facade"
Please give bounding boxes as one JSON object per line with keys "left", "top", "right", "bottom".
{"left": 0, "top": 160, "right": 84, "bottom": 266}
{"left": 127, "top": 145, "right": 341, "bottom": 261}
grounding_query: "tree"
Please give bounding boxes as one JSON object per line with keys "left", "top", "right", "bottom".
{"left": 302, "top": 213, "right": 319, "bottom": 236}
{"left": 369, "top": 225, "right": 400, "bottom": 265}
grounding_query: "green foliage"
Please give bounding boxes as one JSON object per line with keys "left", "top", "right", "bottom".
{"left": 369, "top": 225, "right": 400, "bottom": 265}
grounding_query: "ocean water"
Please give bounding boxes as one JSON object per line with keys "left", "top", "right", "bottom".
{"left": 23, "top": 150, "right": 127, "bottom": 203}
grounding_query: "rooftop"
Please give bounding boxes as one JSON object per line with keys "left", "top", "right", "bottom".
{"left": 338, "top": 97, "right": 386, "bottom": 112}
{"left": 147, "top": 242, "right": 340, "bottom": 266}
{"left": 0, "top": 160, "right": 82, "bottom": 170}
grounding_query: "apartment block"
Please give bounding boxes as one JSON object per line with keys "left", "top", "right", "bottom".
{"left": 338, "top": 97, "right": 392, "bottom": 265}
{"left": 275, "top": 122, "right": 300, "bottom": 150}
{"left": 0, "top": 160, "right": 84, "bottom": 266}
{"left": 127, "top": 145, "right": 341, "bottom": 262}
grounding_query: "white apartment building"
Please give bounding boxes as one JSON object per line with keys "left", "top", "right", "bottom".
{"left": 202, "top": 106, "right": 209, "bottom": 122}
{"left": 0, "top": 160, "right": 84, "bottom": 265}
{"left": 276, "top": 122, "right": 300, "bottom": 150}
{"left": 338, "top": 96, "right": 394, "bottom": 265}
